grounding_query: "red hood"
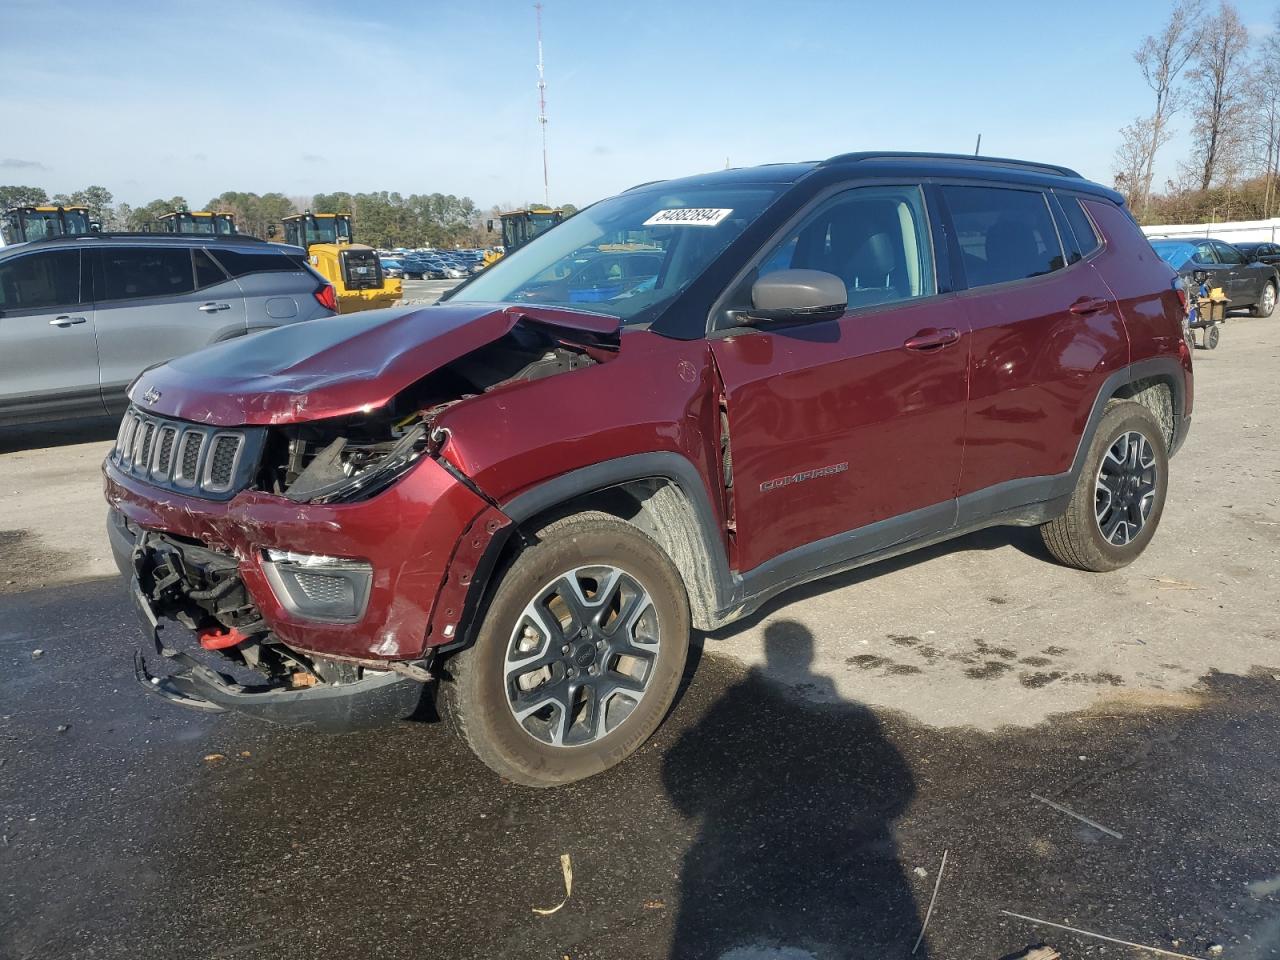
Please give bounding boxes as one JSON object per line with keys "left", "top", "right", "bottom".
{"left": 130, "top": 303, "right": 620, "bottom": 427}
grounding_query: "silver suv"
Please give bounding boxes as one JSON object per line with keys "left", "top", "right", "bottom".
{"left": 0, "top": 234, "right": 338, "bottom": 426}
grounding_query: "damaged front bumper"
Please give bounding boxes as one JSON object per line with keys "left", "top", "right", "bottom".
{"left": 119, "top": 518, "right": 425, "bottom": 732}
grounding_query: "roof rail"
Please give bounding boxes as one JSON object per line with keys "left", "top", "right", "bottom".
{"left": 29, "top": 231, "right": 269, "bottom": 244}
{"left": 820, "top": 151, "right": 1083, "bottom": 179}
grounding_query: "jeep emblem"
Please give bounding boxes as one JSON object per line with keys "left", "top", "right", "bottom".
{"left": 141, "top": 387, "right": 162, "bottom": 405}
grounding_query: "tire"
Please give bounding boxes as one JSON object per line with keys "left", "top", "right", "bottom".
{"left": 1040, "top": 400, "right": 1169, "bottom": 572}
{"left": 1252, "top": 280, "right": 1277, "bottom": 318}
{"left": 1206, "top": 324, "right": 1221, "bottom": 349}
{"left": 446, "top": 512, "right": 691, "bottom": 787}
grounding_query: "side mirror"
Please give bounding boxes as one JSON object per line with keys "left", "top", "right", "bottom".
{"left": 486, "top": 219, "right": 495, "bottom": 233}
{"left": 267, "top": 224, "right": 277, "bottom": 238}
{"left": 739, "top": 269, "right": 847, "bottom": 326}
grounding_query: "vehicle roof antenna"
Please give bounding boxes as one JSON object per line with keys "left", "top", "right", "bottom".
{"left": 536, "top": 3, "right": 550, "bottom": 208}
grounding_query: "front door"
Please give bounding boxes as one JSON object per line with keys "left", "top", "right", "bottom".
{"left": 710, "top": 184, "right": 969, "bottom": 575}
{"left": 0, "top": 248, "right": 104, "bottom": 423}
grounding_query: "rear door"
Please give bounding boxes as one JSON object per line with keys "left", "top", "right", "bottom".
{"left": 940, "top": 184, "right": 1127, "bottom": 503}
{"left": 709, "top": 183, "right": 969, "bottom": 574}
{"left": 0, "top": 248, "right": 104, "bottom": 423}
{"left": 92, "top": 244, "right": 247, "bottom": 414}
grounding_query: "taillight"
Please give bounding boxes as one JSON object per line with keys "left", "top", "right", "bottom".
{"left": 1175, "top": 283, "right": 1188, "bottom": 313}
{"left": 314, "top": 283, "right": 338, "bottom": 312}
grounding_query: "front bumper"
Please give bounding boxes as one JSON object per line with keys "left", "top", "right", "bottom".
{"left": 128, "top": 569, "right": 423, "bottom": 731}
{"left": 104, "top": 452, "right": 503, "bottom": 662}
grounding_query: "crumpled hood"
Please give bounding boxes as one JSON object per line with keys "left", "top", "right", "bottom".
{"left": 130, "top": 303, "right": 621, "bottom": 426}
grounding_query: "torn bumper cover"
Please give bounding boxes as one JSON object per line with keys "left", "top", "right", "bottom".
{"left": 121, "top": 523, "right": 424, "bottom": 732}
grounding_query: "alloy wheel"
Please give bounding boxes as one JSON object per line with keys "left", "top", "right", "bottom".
{"left": 1265, "top": 283, "right": 1276, "bottom": 316}
{"left": 504, "top": 565, "right": 660, "bottom": 747}
{"left": 1095, "top": 431, "right": 1158, "bottom": 546}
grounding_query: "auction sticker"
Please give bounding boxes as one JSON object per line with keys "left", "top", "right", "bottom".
{"left": 643, "top": 208, "right": 733, "bottom": 227}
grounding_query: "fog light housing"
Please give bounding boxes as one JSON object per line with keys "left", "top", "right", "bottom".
{"left": 262, "top": 550, "right": 373, "bottom": 623}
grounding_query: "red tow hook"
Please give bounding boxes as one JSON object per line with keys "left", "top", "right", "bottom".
{"left": 197, "top": 625, "right": 250, "bottom": 650}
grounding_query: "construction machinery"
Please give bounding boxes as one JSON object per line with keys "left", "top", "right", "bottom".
{"left": 156, "top": 210, "right": 238, "bottom": 235}
{"left": 0, "top": 205, "right": 96, "bottom": 246}
{"left": 276, "top": 211, "right": 401, "bottom": 313}
{"left": 482, "top": 207, "right": 564, "bottom": 267}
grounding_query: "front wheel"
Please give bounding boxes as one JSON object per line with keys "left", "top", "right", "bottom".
{"left": 1253, "top": 280, "right": 1277, "bottom": 318}
{"left": 447, "top": 512, "right": 691, "bottom": 787}
{"left": 1040, "top": 400, "right": 1169, "bottom": 572}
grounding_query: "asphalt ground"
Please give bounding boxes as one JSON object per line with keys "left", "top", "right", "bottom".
{"left": 2, "top": 312, "right": 1279, "bottom": 960}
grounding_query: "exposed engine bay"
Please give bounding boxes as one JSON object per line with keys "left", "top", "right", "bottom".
{"left": 257, "top": 320, "right": 606, "bottom": 504}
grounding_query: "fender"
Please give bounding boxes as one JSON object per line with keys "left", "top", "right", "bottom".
{"left": 428, "top": 452, "right": 736, "bottom": 649}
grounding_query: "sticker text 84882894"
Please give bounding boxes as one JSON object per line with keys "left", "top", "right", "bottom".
{"left": 642, "top": 208, "right": 734, "bottom": 227}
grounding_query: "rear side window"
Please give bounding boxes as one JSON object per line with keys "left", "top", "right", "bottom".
{"left": 942, "top": 185, "right": 1064, "bottom": 288}
{"left": 1192, "top": 242, "right": 1217, "bottom": 264}
{"left": 1057, "top": 196, "right": 1101, "bottom": 262}
{"left": 193, "top": 248, "right": 229, "bottom": 290}
{"left": 100, "top": 247, "right": 195, "bottom": 301}
{"left": 758, "top": 184, "right": 936, "bottom": 310}
{"left": 0, "top": 250, "right": 80, "bottom": 310}
{"left": 210, "top": 248, "right": 306, "bottom": 278}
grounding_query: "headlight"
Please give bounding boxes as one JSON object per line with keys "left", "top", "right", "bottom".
{"left": 262, "top": 550, "right": 373, "bottom": 622}
{"left": 273, "top": 421, "right": 429, "bottom": 505}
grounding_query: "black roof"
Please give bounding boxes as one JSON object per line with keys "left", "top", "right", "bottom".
{"left": 627, "top": 151, "right": 1121, "bottom": 204}
{"left": 27, "top": 231, "right": 269, "bottom": 245}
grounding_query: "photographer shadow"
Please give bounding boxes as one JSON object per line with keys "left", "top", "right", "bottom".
{"left": 664, "top": 620, "right": 924, "bottom": 960}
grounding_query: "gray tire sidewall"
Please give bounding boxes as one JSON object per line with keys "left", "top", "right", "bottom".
{"left": 1073, "top": 403, "right": 1169, "bottom": 568}
{"left": 455, "top": 517, "right": 690, "bottom": 786}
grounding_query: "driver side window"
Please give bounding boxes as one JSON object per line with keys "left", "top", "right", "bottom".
{"left": 758, "top": 185, "right": 936, "bottom": 311}
{"left": 1213, "top": 241, "right": 1243, "bottom": 265}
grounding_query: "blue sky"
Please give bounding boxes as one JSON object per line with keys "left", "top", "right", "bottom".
{"left": 2, "top": 0, "right": 1277, "bottom": 209}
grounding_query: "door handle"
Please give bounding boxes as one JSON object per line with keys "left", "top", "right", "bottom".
{"left": 198, "top": 302, "right": 231, "bottom": 313}
{"left": 904, "top": 327, "right": 960, "bottom": 351}
{"left": 1069, "top": 297, "right": 1110, "bottom": 316}
{"left": 49, "top": 315, "right": 87, "bottom": 327}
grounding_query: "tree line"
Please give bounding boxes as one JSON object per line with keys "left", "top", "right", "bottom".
{"left": 0, "top": 184, "right": 579, "bottom": 248}
{"left": 1116, "top": 0, "right": 1280, "bottom": 224}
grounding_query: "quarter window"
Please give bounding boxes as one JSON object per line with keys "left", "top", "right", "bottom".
{"left": 210, "top": 249, "right": 307, "bottom": 278}
{"left": 758, "top": 184, "right": 935, "bottom": 311}
{"left": 942, "top": 185, "right": 1065, "bottom": 288}
{"left": 1058, "top": 196, "right": 1101, "bottom": 262}
{"left": 0, "top": 250, "right": 81, "bottom": 311}
{"left": 100, "top": 247, "right": 195, "bottom": 301}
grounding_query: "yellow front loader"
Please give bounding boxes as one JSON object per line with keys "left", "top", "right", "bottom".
{"left": 482, "top": 207, "right": 564, "bottom": 267}
{"left": 277, "top": 212, "right": 400, "bottom": 313}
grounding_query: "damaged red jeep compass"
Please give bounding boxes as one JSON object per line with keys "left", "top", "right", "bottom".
{"left": 106, "top": 153, "right": 1193, "bottom": 786}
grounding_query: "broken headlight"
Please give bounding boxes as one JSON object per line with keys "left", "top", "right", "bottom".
{"left": 269, "top": 418, "right": 430, "bottom": 505}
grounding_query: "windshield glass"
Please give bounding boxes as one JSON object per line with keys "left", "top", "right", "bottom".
{"left": 453, "top": 185, "right": 782, "bottom": 323}
{"left": 1150, "top": 241, "right": 1193, "bottom": 268}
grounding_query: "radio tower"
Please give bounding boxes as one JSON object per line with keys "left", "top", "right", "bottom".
{"left": 535, "top": 3, "right": 550, "bottom": 207}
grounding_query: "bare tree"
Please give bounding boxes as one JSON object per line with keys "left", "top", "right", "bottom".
{"left": 1246, "top": 21, "right": 1280, "bottom": 217}
{"left": 1185, "top": 1, "right": 1252, "bottom": 190}
{"left": 1116, "top": 0, "right": 1204, "bottom": 216}
{"left": 1114, "top": 118, "right": 1158, "bottom": 209}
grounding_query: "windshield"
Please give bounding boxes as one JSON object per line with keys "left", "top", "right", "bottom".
{"left": 453, "top": 186, "right": 782, "bottom": 323}
{"left": 1150, "top": 241, "right": 1193, "bottom": 268}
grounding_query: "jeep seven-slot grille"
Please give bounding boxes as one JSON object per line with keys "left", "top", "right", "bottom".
{"left": 111, "top": 406, "right": 265, "bottom": 502}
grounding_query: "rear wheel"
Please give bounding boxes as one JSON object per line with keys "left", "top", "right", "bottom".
{"left": 1040, "top": 401, "right": 1169, "bottom": 572}
{"left": 447, "top": 512, "right": 690, "bottom": 787}
{"left": 1252, "top": 280, "right": 1277, "bottom": 318}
